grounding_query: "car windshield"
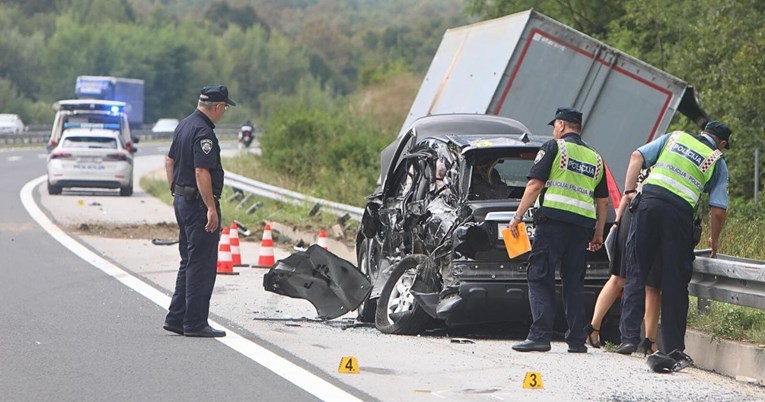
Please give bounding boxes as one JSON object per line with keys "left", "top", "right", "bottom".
{"left": 0, "top": 115, "right": 18, "bottom": 122}
{"left": 62, "top": 136, "right": 118, "bottom": 149}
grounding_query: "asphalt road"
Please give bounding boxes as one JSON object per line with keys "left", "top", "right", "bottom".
{"left": 2, "top": 143, "right": 764, "bottom": 402}
{"left": 0, "top": 144, "right": 361, "bottom": 402}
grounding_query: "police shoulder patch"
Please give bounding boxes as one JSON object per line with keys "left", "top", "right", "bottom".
{"left": 200, "top": 139, "right": 213, "bottom": 154}
{"left": 534, "top": 150, "right": 545, "bottom": 164}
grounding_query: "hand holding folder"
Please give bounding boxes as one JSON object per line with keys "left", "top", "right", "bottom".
{"left": 502, "top": 222, "right": 532, "bottom": 259}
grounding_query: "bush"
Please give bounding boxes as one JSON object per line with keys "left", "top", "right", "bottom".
{"left": 260, "top": 104, "right": 392, "bottom": 205}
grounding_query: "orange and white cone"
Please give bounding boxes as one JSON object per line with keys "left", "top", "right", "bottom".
{"left": 317, "top": 229, "right": 329, "bottom": 250}
{"left": 229, "top": 221, "right": 249, "bottom": 267}
{"left": 216, "top": 227, "right": 239, "bottom": 275}
{"left": 256, "top": 223, "right": 275, "bottom": 268}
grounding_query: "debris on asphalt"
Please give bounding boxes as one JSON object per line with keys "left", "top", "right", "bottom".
{"left": 450, "top": 338, "right": 476, "bottom": 344}
{"left": 152, "top": 238, "right": 179, "bottom": 246}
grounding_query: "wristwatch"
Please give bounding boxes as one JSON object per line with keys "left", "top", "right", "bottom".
{"left": 512, "top": 214, "right": 523, "bottom": 221}
{"left": 624, "top": 189, "right": 637, "bottom": 195}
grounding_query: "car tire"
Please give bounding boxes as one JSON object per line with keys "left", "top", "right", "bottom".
{"left": 47, "top": 181, "right": 62, "bottom": 195}
{"left": 375, "top": 255, "right": 438, "bottom": 335}
{"left": 120, "top": 181, "right": 133, "bottom": 197}
{"left": 356, "top": 238, "right": 378, "bottom": 323}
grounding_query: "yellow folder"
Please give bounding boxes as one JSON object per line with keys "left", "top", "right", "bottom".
{"left": 502, "top": 223, "right": 532, "bottom": 259}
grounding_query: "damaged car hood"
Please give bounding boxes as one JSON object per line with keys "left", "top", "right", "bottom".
{"left": 263, "top": 245, "right": 372, "bottom": 320}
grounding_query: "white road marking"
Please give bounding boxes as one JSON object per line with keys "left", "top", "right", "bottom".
{"left": 7, "top": 155, "right": 22, "bottom": 162}
{"left": 20, "top": 175, "right": 361, "bottom": 402}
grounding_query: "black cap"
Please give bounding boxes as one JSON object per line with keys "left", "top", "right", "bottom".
{"left": 703, "top": 120, "right": 731, "bottom": 149}
{"left": 199, "top": 84, "right": 236, "bottom": 106}
{"left": 548, "top": 107, "right": 583, "bottom": 125}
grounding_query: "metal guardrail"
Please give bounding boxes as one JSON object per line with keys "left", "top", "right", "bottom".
{"left": 691, "top": 251, "right": 765, "bottom": 310}
{"left": 0, "top": 125, "right": 241, "bottom": 145}
{"left": 223, "top": 171, "right": 364, "bottom": 221}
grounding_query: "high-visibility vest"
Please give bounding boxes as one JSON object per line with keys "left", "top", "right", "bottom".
{"left": 542, "top": 139, "right": 604, "bottom": 220}
{"left": 644, "top": 131, "right": 722, "bottom": 207}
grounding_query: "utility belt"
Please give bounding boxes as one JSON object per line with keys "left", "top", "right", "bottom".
{"left": 174, "top": 185, "right": 200, "bottom": 201}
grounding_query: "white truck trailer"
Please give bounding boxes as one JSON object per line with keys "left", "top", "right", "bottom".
{"left": 400, "top": 9, "right": 708, "bottom": 203}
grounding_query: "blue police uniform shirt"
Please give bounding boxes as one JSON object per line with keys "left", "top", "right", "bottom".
{"left": 167, "top": 109, "right": 224, "bottom": 197}
{"left": 528, "top": 132, "right": 609, "bottom": 228}
{"left": 637, "top": 133, "right": 729, "bottom": 210}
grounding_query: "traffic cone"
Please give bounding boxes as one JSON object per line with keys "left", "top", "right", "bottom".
{"left": 216, "top": 227, "right": 239, "bottom": 275}
{"left": 255, "top": 223, "right": 275, "bottom": 268}
{"left": 317, "top": 229, "right": 329, "bottom": 250}
{"left": 229, "top": 221, "right": 249, "bottom": 267}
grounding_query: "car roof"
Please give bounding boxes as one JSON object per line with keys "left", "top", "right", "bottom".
{"left": 408, "top": 113, "right": 531, "bottom": 138}
{"left": 381, "top": 114, "right": 541, "bottom": 170}
{"left": 55, "top": 99, "right": 127, "bottom": 113}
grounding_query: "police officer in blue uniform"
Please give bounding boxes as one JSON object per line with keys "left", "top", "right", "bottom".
{"left": 163, "top": 85, "right": 235, "bottom": 337}
{"left": 617, "top": 121, "right": 731, "bottom": 371}
{"left": 511, "top": 107, "right": 609, "bottom": 353}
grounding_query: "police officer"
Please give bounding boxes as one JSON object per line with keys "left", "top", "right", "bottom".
{"left": 617, "top": 121, "right": 731, "bottom": 371}
{"left": 511, "top": 107, "right": 609, "bottom": 353}
{"left": 162, "top": 85, "right": 235, "bottom": 337}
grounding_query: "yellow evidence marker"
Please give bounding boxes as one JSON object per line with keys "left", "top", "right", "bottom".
{"left": 338, "top": 356, "right": 360, "bottom": 374}
{"left": 522, "top": 371, "right": 544, "bottom": 389}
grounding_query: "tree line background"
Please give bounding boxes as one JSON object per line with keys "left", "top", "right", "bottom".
{"left": 0, "top": 0, "right": 762, "bottom": 204}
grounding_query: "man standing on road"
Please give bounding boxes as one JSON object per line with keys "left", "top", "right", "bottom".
{"left": 510, "top": 107, "right": 609, "bottom": 354}
{"left": 618, "top": 121, "right": 731, "bottom": 372}
{"left": 163, "top": 85, "right": 235, "bottom": 337}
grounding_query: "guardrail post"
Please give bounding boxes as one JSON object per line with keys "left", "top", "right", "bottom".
{"left": 697, "top": 297, "right": 712, "bottom": 315}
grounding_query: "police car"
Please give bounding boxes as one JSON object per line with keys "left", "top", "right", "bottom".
{"left": 46, "top": 123, "right": 135, "bottom": 196}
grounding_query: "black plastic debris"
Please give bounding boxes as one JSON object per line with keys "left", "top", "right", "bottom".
{"left": 263, "top": 245, "right": 372, "bottom": 320}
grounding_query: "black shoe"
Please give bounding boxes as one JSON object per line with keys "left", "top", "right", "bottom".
{"left": 184, "top": 326, "right": 226, "bottom": 338}
{"left": 568, "top": 344, "right": 588, "bottom": 353}
{"left": 668, "top": 349, "right": 693, "bottom": 372}
{"left": 512, "top": 339, "right": 551, "bottom": 352}
{"left": 584, "top": 324, "right": 600, "bottom": 349}
{"left": 638, "top": 338, "right": 656, "bottom": 356}
{"left": 646, "top": 351, "right": 676, "bottom": 373}
{"left": 163, "top": 323, "right": 184, "bottom": 335}
{"left": 614, "top": 342, "right": 637, "bottom": 354}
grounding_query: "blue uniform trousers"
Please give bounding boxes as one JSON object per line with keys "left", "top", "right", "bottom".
{"left": 166, "top": 196, "right": 221, "bottom": 332}
{"left": 526, "top": 219, "right": 589, "bottom": 345}
{"left": 620, "top": 196, "right": 694, "bottom": 352}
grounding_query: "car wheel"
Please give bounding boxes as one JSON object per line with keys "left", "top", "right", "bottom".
{"left": 375, "top": 255, "right": 438, "bottom": 335}
{"left": 356, "top": 238, "right": 378, "bottom": 323}
{"left": 120, "top": 181, "right": 133, "bottom": 196}
{"left": 47, "top": 181, "right": 62, "bottom": 195}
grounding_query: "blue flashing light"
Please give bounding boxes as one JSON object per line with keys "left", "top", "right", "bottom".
{"left": 63, "top": 122, "right": 120, "bottom": 130}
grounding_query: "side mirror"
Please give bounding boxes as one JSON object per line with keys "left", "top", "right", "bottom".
{"left": 131, "top": 135, "right": 140, "bottom": 144}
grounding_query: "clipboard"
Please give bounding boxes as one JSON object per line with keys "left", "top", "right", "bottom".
{"left": 604, "top": 224, "right": 618, "bottom": 262}
{"left": 502, "top": 223, "right": 532, "bottom": 259}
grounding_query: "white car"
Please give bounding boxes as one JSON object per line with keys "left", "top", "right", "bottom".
{"left": 151, "top": 118, "right": 179, "bottom": 133}
{"left": 47, "top": 125, "right": 135, "bottom": 196}
{"left": 0, "top": 113, "right": 25, "bottom": 134}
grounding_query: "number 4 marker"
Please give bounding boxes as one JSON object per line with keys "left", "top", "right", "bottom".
{"left": 338, "top": 356, "right": 360, "bottom": 374}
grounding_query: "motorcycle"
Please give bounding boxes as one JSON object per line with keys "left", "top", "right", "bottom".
{"left": 238, "top": 121, "right": 254, "bottom": 150}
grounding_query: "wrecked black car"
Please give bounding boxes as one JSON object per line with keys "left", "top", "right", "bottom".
{"left": 355, "top": 114, "right": 618, "bottom": 337}
{"left": 265, "top": 114, "right": 619, "bottom": 340}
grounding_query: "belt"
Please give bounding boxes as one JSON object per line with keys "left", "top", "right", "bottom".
{"left": 174, "top": 185, "right": 199, "bottom": 199}
{"left": 173, "top": 185, "right": 220, "bottom": 200}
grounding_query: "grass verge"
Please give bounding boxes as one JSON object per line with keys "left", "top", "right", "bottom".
{"left": 687, "top": 296, "right": 765, "bottom": 345}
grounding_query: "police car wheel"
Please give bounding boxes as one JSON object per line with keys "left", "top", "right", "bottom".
{"left": 47, "top": 181, "right": 62, "bottom": 195}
